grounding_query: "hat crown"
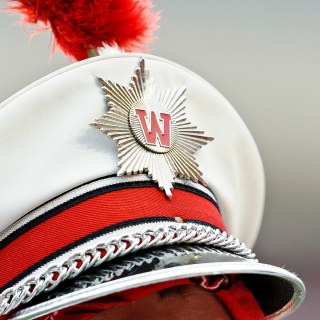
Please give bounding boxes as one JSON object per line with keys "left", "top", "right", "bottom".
{"left": 0, "top": 53, "right": 264, "bottom": 247}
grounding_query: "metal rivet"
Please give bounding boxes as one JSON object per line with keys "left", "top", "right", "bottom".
{"left": 174, "top": 216, "right": 184, "bottom": 223}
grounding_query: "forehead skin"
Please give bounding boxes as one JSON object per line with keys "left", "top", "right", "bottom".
{"left": 91, "top": 285, "right": 232, "bottom": 320}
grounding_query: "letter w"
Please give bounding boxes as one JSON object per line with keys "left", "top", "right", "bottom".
{"left": 135, "top": 109, "right": 171, "bottom": 147}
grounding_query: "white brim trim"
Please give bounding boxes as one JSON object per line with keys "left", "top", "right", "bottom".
{"left": 10, "top": 259, "right": 304, "bottom": 320}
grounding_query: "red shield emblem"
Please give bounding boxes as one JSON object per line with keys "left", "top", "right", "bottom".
{"left": 135, "top": 109, "right": 172, "bottom": 148}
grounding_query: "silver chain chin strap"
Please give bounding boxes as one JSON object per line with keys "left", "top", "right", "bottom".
{"left": 46, "top": 245, "right": 233, "bottom": 300}
{"left": 0, "top": 223, "right": 255, "bottom": 315}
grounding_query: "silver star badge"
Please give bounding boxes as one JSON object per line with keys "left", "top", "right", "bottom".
{"left": 92, "top": 58, "right": 213, "bottom": 197}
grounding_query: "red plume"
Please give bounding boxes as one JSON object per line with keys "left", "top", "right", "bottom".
{"left": 8, "top": 0, "right": 160, "bottom": 60}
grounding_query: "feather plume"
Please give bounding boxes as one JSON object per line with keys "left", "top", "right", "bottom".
{"left": 8, "top": 0, "right": 160, "bottom": 60}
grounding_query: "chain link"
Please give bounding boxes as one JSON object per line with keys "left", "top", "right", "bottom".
{"left": 0, "top": 223, "right": 255, "bottom": 315}
{"left": 45, "top": 245, "right": 229, "bottom": 300}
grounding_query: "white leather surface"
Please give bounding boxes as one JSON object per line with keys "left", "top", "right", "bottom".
{"left": 0, "top": 53, "right": 265, "bottom": 247}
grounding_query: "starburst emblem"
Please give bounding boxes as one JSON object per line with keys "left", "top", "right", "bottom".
{"left": 92, "top": 58, "right": 213, "bottom": 197}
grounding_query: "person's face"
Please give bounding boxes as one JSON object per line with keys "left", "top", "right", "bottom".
{"left": 91, "top": 285, "right": 232, "bottom": 320}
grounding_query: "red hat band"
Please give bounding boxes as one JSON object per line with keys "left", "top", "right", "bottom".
{"left": 0, "top": 175, "right": 256, "bottom": 315}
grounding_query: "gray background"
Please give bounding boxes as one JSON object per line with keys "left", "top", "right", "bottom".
{"left": 0, "top": 1, "right": 319, "bottom": 318}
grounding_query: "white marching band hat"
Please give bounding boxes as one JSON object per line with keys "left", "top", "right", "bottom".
{"left": 0, "top": 54, "right": 305, "bottom": 319}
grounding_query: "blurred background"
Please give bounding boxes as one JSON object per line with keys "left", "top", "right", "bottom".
{"left": 0, "top": 0, "right": 319, "bottom": 318}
